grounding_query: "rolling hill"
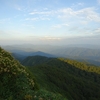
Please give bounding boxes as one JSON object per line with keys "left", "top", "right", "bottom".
{"left": 22, "top": 55, "right": 100, "bottom": 100}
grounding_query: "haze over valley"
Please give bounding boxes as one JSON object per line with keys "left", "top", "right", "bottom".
{"left": 1, "top": 44, "right": 100, "bottom": 66}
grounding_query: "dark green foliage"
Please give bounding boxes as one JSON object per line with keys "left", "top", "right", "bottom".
{"left": 24, "top": 56, "right": 100, "bottom": 100}
{"left": 33, "top": 89, "right": 67, "bottom": 100}
{"left": 0, "top": 47, "right": 68, "bottom": 100}
{"left": 22, "top": 55, "right": 49, "bottom": 66}
{"left": 60, "top": 58, "right": 100, "bottom": 74}
{"left": 0, "top": 47, "right": 38, "bottom": 100}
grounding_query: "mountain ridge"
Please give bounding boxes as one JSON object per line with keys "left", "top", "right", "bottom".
{"left": 22, "top": 55, "right": 100, "bottom": 100}
{"left": 3, "top": 45, "right": 100, "bottom": 66}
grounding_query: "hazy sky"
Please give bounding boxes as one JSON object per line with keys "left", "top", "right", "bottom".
{"left": 0, "top": 0, "right": 100, "bottom": 45}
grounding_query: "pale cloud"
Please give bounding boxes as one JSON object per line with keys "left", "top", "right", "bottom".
{"left": 12, "top": 2, "right": 30, "bottom": 12}
{"left": 25, "top": 36, "right": 62, "bottom": 43}
{"left": 29, "top": 7, "right": 100, "bottom": 23}
{"left": 79, "top": 21, "right": 88, "bottom": 25}
{"left": 22, "top": 24, "right": 35, "bottom": 29}
{"left": 0, "top": 18, "right": 10, "bottom": 24}
{"left": 52, "top": 24, "right": 69, "bottom": 29}
{"left": 58, "top": 8, "right": 74, "bottom": 17}
{"left": 0, "top": 30, "right": 6, "bottom": 34}
{"left": 62, "top": 24, "right": 69, "bottom": 26}
{"left": 40, "top": 17, "right": 50, "bottom": 20}
{"left": 43, "top": 8, "right": 48, "bottom": 10}
{"left": 25, "top": 17, "right": 50, "bottom": 21}
{"left": 71, "top": 2, "right": 84, "bottom": 8}
{"left": 13, "top": 3, "right": 23, "bottom": 11}
{"left": 68, "top": 26, "right": 100, "bottom": 36}
{"left": 52, "top": 24, "right": 62, "bottom": 29}
{"left": 25, "top": 18, "right": 39, "bottom": 21}
{"left": 69, "top": 26, "right": 79, "bottom": 31}
{"left": 40, "top": 36, "right": 61, "bottom": 40}
{"left": 68, "top": 26, "right": 94, "bottom": 36}
{"left": 77, "top": 3, "right": 84, "bottom": 6}
{"left": 29, "top": 11, "right": 53, "bottom": 16}
{"left": 58, "top": 7, "right": 100, "bottom": 22}
{"left": 94, "top": 28, "right": 100, "bottom": 34}
{"left": 16, "top": 7, "right": 21, "bottom": 11}
{"left": 97, "top": 0, "right": 100, "bottom": 4}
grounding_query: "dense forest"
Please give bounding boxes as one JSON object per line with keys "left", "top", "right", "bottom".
{"left": 22, "top": 55, "right": 100, "bottom": 100}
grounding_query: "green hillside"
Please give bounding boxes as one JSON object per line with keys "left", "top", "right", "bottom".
{"left": 21, "top": 55, "right": 49, "bottom": 66}
{"left": 22, "top": 56, "right": 100, "bottom": 100}
{"left": 0, "top": 47, "right": 67, "bottom": 100}
{"left": 59, "top": 58, "right": 100, "bottom": 74}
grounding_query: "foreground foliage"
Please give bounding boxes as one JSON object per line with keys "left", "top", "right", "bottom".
{"left": 34, "top": 89, "right": 67, "bottom": 100}
{"left": 0, "top": 47, "right": 38, "bottom": 99}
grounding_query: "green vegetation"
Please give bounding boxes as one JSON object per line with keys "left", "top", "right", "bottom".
{"left": 0, "top": 47, "right": 67, "bottom": 100}
{"left": 33, "top": 89, "right": 67, "bottom": 100}
{"left": 0, "top": 47, "right": 38, "bottom": 100}
{"left": 1, "top": 46, "right": 100, "bottom": 100}
{"left": 22, "top": 56, "right": 100, "bottom": 100}
{"left": 59, "top": 58, "right": 100, "bottom": 74}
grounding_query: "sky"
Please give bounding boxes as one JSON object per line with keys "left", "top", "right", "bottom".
{"left": 0, "top": 0, "right": 100, "bottom": 45}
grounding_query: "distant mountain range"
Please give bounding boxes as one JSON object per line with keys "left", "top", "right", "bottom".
{"left": 11, "top": 51, "right": 55, "bottom": 62}
{"left": 2, "top": 44, "right": 100, "bottom": 66}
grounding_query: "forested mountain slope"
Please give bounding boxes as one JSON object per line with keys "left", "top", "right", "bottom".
{"left": 22, "top": 55, "right": 100, "bottom": 100}
{"left": 0, "top": 47, "right": 38, "bottom": 100}
{"left": 0, "top": 47, "right": 67, "bottom": 100}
